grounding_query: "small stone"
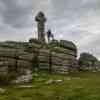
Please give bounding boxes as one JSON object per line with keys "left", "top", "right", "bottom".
{"left": 55, "top": 80, "right": 63, "bottom": 83}
{"left": 45, "top": 79, "right": 63, "bottom": 84}
{"left": 16, "top": 85, "right": 33, "bottom": 88}
{"left": 0, "top": 88, "right": 6, "bottom": 93}
{"left": 45, "top": 79, "right": 54, "bottom": 84}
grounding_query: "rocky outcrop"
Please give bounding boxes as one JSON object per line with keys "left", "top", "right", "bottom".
{"left": 38, "top": 49, "right": 50, "bottom": 70}
{"left": 49, "top": 40, "right": 77, "bottom": 73}
{"left": 95, "top": 61, "right": 100, "bottom": 71}
{"left": 0, "top": 41, "right": 33, "bottom": 83}
{"left": 0, "top": 39, "right": 78, "bottom": 83}
{"left": 78, "top": 53, "right": 100, "bottom": 72}
{"left": 79, "top": 61, "right": 100, "bottom": 72}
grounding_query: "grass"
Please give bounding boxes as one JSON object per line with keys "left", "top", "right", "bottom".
{"left": 1, "top": 71, "right": 100, "bottom": 100}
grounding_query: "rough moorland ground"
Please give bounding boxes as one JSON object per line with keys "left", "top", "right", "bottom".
{"left": 1, "top": 72, "right": 100, "bottom": 100}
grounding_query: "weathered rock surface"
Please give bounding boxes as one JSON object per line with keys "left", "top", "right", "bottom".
{"left": 14, "top": 70, "right": 32, "bottom": 83}
{"left": 49, "top": 40, "right": 77, "bottom": 73}
{"left": 0, "top": 88, "right": 6, "bottom": 93}
{"left": 45, "top": 79, "right": 63, "bottom": 85}
{"left": 0, "top": 39, "right": 78, "bottom": 83}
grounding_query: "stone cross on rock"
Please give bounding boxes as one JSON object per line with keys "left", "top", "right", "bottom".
{"left": 35, "top": 11, "right": 46, "bottom": 43}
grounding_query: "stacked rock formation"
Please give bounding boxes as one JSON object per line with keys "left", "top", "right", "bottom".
{"left": 0, "top": 39, "right": 78, "bottom": 82}
{"left": 49, "top": 40, "right": 77, "bottom": 73}
{"left": 95, "top": 61, "right": 100, "bottom": 71}
{"left": 78, "top": 53, "right": 100, "bottom": 72}
{"left": 0, "top": 41, "right": 34, "bottom": 83}
{"left": 38, "top": 49, "right": 50, "bottom": 70}
{"left": 79, "top": 61, "right": 100, "bottom": 72}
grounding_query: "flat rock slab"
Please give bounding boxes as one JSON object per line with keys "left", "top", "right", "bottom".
{"left": 0, "top": 88, "right": 6, "bottom": 93}
{"left": 45, "top": 79, "right": 63, "bottom": 85}
{"left": 15, "top": 85, "right": 33, "bottom": 88}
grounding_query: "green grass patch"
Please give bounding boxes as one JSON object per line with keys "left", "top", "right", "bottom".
{"left": 1, "top": 72, "right": 100, "bottom": 100}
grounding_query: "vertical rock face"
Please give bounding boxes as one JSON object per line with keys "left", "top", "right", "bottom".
{"left": 49, "top": 40, "right": 77, "bottom": 74}
{"left": 38, "top": 49, "right": 50, "bottom": 70}
{"left": 0, "top": 41, "right": 34, "bottom": 83}
{"left": 51, "top": 52, "right": 69, "bottom": 73}
{"left": 0, "top": 39, "right": 78, "bottom": 83}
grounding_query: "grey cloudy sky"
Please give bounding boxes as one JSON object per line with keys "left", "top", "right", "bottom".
{"left": 0, "top": 0, "right": 100, "bottom": 59}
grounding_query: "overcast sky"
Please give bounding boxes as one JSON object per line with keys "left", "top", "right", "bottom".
{"left": 0, "top": 0, "right": 100, "bottom": 59}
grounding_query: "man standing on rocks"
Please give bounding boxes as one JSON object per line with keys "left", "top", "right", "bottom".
{"left": 47, "top": 29, "right": 54, "bottom": 43}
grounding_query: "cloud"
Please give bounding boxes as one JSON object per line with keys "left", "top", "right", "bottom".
{"left": 0, "top": 0, "right": 100, "bottom": 59}
{"left": 0, "top": 0, "right": 33, "bottom": 28}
